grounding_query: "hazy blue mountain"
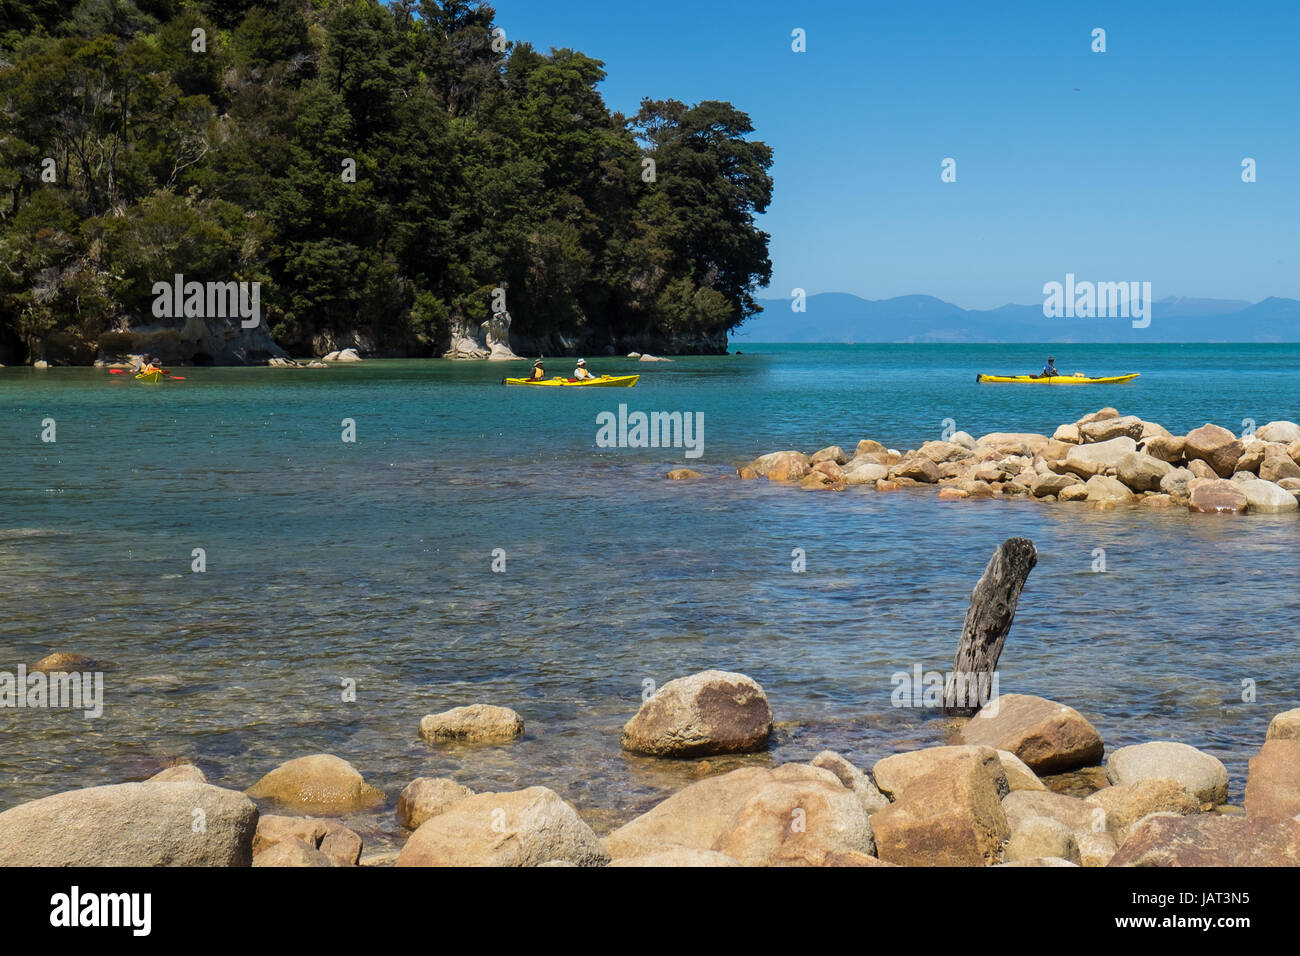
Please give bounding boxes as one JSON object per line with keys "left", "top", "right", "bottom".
{"left": 735, "top": 293, "right": 1300, "bottom": 343}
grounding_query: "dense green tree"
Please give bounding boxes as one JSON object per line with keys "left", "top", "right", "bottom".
{"left": 0, "top": 0, "right": 772, "bottom": 363}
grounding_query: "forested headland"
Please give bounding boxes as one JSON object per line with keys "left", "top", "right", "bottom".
{"left": 0, "top": 1, "right": 773, "bottom": 364}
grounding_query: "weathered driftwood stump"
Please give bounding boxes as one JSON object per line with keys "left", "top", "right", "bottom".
{"left": 941, "top": 537, "right": 1038, "bottom": 716}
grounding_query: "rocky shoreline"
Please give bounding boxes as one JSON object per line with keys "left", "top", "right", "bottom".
{"left": 712, "top": 408, "right": 1300, "bottom": 514}
{"left": 1, "top": 667, "right": 1297, "bottom": 867}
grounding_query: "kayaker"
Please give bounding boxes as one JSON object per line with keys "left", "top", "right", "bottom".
{"left": 529, "top": 359, "right": 546, "bottom": 381}
{"left": 573, "top": 358, "right": 595, "bottom": 381}
{"left": 1040, "top": 357, "right": 1059, "bottom": 378}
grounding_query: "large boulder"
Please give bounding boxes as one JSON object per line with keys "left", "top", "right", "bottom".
{"left": 871, "top": 751, "right": 1010, "bottom": 866}
{"left": 975, "top": 433, "right": 1050, "bottom": 457}
{"left": 396, "top": 786, "right": 607, "bottom": 866}
{"left": 397, "top": 777, "right": 474, "bottom": 830}
{"left": 872, "top": 745, "right": 1007, "bottom": 801}
{"left": 1142, "top": 434, "right": 1186, "bottom": 463}
{"left": 1001, "top": 789, "right": 1097, "bottom": 836}
{"left": 1076, "top": 407, "right": 1119, "bottom": 425}
{"left": 621, "top": 670, "right": 772, "bottom": 757}
{"left": 419, "top": 704, "right": 524, "bottom": 744}
{"left": 0, "top": 781, "right": 257, "bottom": 866}
{"left": 1244, "top": 739, "right": 1300, "bottom": 819}
{"left": 1159, "top": 466, "right": 1195, "bottom": 498}
{"left": 843, "top": 460, "right": 890, "bottom": 485}
{"left": 1030, "top": 473, "right": 1083, "bottom": 498}
{"left": 1079, "top": 415, "right": 1144, "bottom": 443}
{"left": 917, "top": 440, "right": 972, "bottom": 464}
{"left": 1109, "top": 813, "right": 1300, "bottom": 866}
{"left": 603, "top": 764, "right": 876, "bottom": 865}
{"left": 810, "top": 445, "right": 848, "bottom": 465}
{"left": 253, "top": 815, "right": 362, "bottom": 866}
{"left": 1084, "top": 780, "right": 1200, "bottom": 843}
{"left": 245, "top": 754, "right": 384, "bottom": 815}
{"left": 1084, "top": 475, "right": 1135, "bottom": 503}
{"left": 1256, "top": 421, "right": 1300, "bottom": 444}
{"left": 1237, "top": 477, "right": 1299, "bottom": 513}
{"left": 1184, "top": 423, "right": 1243, "bottom": 477}
{"left": 713, "top": 766, "right": 878, "bottom": 866}
{"left": 1114, "top": 452, "right": 1173, "bottom": 492}
{"left": 741, "top": 451, "right": 810, "bottom": 482}
{"left": 1104, "top": 741, "right": 1228, "bottom": 805}
{"left": 959, "top": 694, "right": 1104, "bottom": 774}
{"left": 1057, "top": 437, "right": 1138, "bottom": 479}
{"left": 1187, "top": 478, "right": 1248, "bottom": 514}
{"left": 1266, "top": 708, "right": 1300, "bottom": 742}
{"left": 1004, "top": 816, "right": 1079, "bottom": 865}
{"left": 1261, "top": 445, "right": 1300, "bottom": 482}
{"left": 892, "top": 457, "right": 940, "bottom": 483}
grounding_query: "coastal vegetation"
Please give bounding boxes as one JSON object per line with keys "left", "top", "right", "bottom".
{"left": 0, "top": 0, "right": 773, "bottom": 364}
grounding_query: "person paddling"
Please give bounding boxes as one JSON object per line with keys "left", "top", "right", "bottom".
{"left": 1040, "top": 356, "right": 1059, "bottom": 378}
{"left": 529, "top": 358, "right": 546, "bottom": 381}
{"left": 573, "top": 358, "right": 595, "bottom": 381}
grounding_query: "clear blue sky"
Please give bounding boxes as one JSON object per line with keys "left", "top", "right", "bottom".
{"left": 486, "top": 0, "right": 1299, "bottom": 309}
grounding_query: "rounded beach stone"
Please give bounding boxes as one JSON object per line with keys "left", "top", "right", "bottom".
{"left": 397, "top": 777, "right": 474, "bottom": 829}
{"left": 0, "top": 781, "right": 257, "bottom": 866}
{"left": 621, "top": 669, "right": 772, "bottom": 757}
{"left": 419, "top": 704, "right": 524, "bottom": 743}
{"left": 1104, "top": 741, "right": 1229, "bottom": 805}
{"left": 1005, "top": 816, "right": 1079, "bottom": 864}
{"left": 245, "top": 754, "right": 385, "bottom": 814}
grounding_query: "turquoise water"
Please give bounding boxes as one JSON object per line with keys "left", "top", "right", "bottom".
{"left": 2, "top": 344, "right": 1297, "bottom": 845}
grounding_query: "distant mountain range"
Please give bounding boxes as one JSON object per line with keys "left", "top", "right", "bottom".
{"left": 735, "top": 294, "right": 1300, "bottom": 343}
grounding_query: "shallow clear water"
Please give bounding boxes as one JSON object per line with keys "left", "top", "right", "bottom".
{"left": 1, "top": 344, "right": 1297, "bottom": 845}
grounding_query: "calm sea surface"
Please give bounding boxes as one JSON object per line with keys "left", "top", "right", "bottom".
{"left": 2, "top": 343, "right": 1297, "bottom": 846}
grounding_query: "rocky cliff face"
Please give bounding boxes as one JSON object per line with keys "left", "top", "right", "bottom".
{"left": 91, "top": 314, "right": 289, "bottom": 366}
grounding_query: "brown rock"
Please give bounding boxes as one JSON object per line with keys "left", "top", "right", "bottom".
{"left": 253, "top": 814, "right": 362, "bottom": 866}
{"left": 396, "top": 787, "right": 608, "bottom": 867}
{"left": 875, "top": 479, "right": 901, "bottom": 492}
{"left": 621, "top": 670, "right": 772, "bottom": 757}
{"left": 742, "top": 450, "right": 810, "bottom": 482}
{"left": 1005, "top": 816, "right": 1079, "bottom": 864}
{"left": 1184, "top": 423, "right": 1244, "bottom": 477}
{"left": 1244, "top": 739, "right": 1300, "bottom": 819}
{"left": 419, "top": 704, "right": 524, "bottom": 743}
{"left": 253, "top": 838, "right": 332, "bottom": 867}
{"left": 1261, "top": 445, "right": 1300, "bottom": 482}
{"left": 1075, "top": 407, "right": 1119, "bottom": 425}
{"left": 149, "top": 764, "right": 207, "bottom": 784}
{"left": 1142, "top": 434, "right": 1186, "bottom": 463}
{"left": 938, "top": 487, "right": 968, "bottom": 500}
{"left": 1080, "top": 415, "right": 1144, "bottom": 443}
{"left": 245, "top": 754, "right": 384, "bottom": 815}
{"left": 809, "top": 751, "right": 890, "bottom": 813}
{"left": 31, "top": 652, "right": 97, "bottom": 673}
{"left": 1077, "top": 830, "right": 1117, "bottom": 867}
{"left": 892, "top": 458, "right": 940, "bottom": 483}
{"left": 1001, "top": 789, "right": 1098, "bottom": 835}
{"left": 871, "top": 754, "right": 1010, "bottom": 866}
{"left": 1187, "top": 477, "right": 1248, "bottom": 514}
{"left": 1265, "top": 708, "right": 1300, "bottom": 742}
{"left": 666, "top": 468, "right": 703, "bottom": 480}
{"left": 1109, "top": 813, "right": 1300, "bottom": 866}
{"left": 811, "top": 460, "right": 846, "bottom": 482}
{"left": 397, "top": 777, "right": 474, "bottom": 830}
{"left": 872, "top": 745, "right": 1008, "bottom": 801}
{"left": 855, "top": 439, "right": 887, "bottom": 457}
{"left": 959, "top": 694, "right": 1104, "bottom": 774}
{"left": 1084, "top": 780, "right": 1200, "bottom": 843}
{"left": 810, "top": 445, "right": 848, "bottom": 465}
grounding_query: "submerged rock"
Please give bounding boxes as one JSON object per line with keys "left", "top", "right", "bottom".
{"left": 419, "top": 704, "right": 524, "bottom": 744}
{"left": 245, "top": 754, "right": 384, "bottom": 815}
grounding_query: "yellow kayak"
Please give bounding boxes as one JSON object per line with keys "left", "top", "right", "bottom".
{"left": 135, "top": 370, "right": 164, "bottom": 383}
{"left": 977, "top": 373, "right": 1139, "bottom": 385}
{"left": 504, "top": 374, "right": 639, "bottom": 387}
